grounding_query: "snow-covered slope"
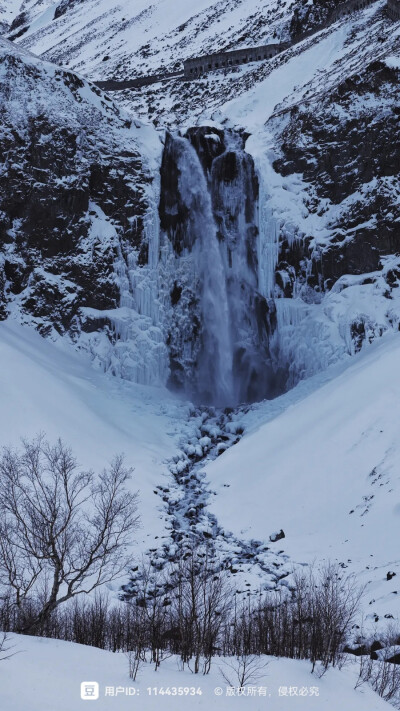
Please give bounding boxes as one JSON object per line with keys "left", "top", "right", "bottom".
{"left": 4, "top": 0, "right": 294, "bottom": 77}
{"left": 0, "top": 319, "right": 279, "bottom": 592}
{"left": 2, "top": 311, "right": 399, "bottom": 631}
{"left": 208, "top": 331, "right": 400, "bottom": 627}
{"left": 0, "top": 634, "right": 391, "bottom": 711}
{"left": 0, "top": 320, "right": 184, "bottom": 550}
{"left": 0, "top": 0, "right": 20, "bottom": 32}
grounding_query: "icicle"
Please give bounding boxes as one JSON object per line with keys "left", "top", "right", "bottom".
{"left": 257, "top": 171, "right": 280, "bottom": 299}
{"left": 89, "top": 170, "right": 170, "bottom": 387}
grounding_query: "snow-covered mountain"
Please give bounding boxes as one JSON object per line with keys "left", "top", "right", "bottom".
{"left": 4, "top": 0, "right": 294, "bottom": 76}
{"left": 1, "top": 2, "right": 399, "bottom": 403}
{"left": 0, "top": 36, "right": 278, "bottom": 404}
{"left": 0, "top": 36, "right": 174, "bottom": 388}
{"left": 0, "top": 0, "right": 400, "bottom": 657}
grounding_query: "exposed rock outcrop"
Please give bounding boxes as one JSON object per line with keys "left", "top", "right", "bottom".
{"left": 0, "top": 40, "right": 156, "bottom": 363}
{"left": 272, "top": 60, "right": 400, "bottom": 299}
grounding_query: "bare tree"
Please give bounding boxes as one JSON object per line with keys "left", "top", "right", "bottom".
{"left": 0, "top": 436, "right": 139, "bottom": 634}
{"left": 126, "top": 648, "right": 147, "bottom": 681}
{"left": 306, "top": 562, "right": 364, "bottom": 674}
{"left": 129, "top": 558, "right": 172, "bottom": 671}
{"left": 170, "top": 546, "right": 232, "bottom": 674}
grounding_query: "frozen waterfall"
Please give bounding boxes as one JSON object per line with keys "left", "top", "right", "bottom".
{"left": 175, "top": 136, "right": 235, "bottom": 406}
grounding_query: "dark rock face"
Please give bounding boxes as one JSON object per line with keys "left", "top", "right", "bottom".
{"left": 186, "top": 125, "right": 225, "bottom": 175}
{"left": 370, "top": 639, "right": 384, "bottom": 659}
{"left": 289, "top": 0, "right": 340, "bottom": 39}
{"left": 0, "top": 50, "right": 151, "bottom": 346}
{"left": 6, "top": 11, "right": 30, "bottom": 40}
{"left": 9, "top": 11, "right": 28, "bottom": 32}
{"left": 159, "top": 132, "right": 193, "bottom": 255}
{"left": 272, "top": 61, "right": 400, "bottom": 293}
{"left": 54, "top": 0, "right": 86, "bottom": 20}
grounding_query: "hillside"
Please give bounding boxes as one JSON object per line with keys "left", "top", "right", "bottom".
{"left": 0, "top": 36, "right": 170, "bottom": 386}
{"left": 0, "top": 0, "right": 399, "bottom": 581}
{"left": 4, "top": 0, "right": 294, "bottom": 77}
{"left": 208, "top": 331, "right": 400, "bottom": 628}
{"left": 1, "top": 301, "right": 400, "bottom": 634}
{"left": 0, "top": 2, "right": 398, "bottom": 391}
{"left": 0, "top": 319, "right": 183, "bottom": 548}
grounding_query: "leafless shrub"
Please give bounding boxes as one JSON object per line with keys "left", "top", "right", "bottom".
{"left": 126, "top": 647, "right": 146, "bottom": 681}
{"left": 127, "top": 545, "right": 232, "bottom": 674}
{"left": 0, "top": 631, "right": 16, "bottom": 661}
{"left": 301, "top": 562, "right": 364, "bottom": 674}
{"left": 355, "top": 623, "right": 400, "bottom": 707}
{"left": 356, "top": 656, "right": 400, "bottom": 707}
{"left": 219, "top": 654, "right": 269, "bottom": 687}
{"left": 170, "top": 546, "right": 233, "bottom": 674}
{"left": 128, "top": 559, "right": 173, "bottom": 671}
{"left": 220, "top": 562, "right": 363, "bottom": 674}
{"left": 0, "top": 555, "right": 356, "bottom": 676}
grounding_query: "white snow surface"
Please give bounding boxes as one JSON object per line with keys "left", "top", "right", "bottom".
{"left": 0, "top": 0, "right": 21, "bottom": 26}
{"left": 1, "top": 316, "right": 400, "bottom": 631}
{"left": 207, "top": 331, "right": 400, "bottom": 626}
{"left": 0, "top": 634, "right": 391, "bottom": 710}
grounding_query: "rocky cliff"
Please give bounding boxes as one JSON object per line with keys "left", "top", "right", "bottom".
{"left": 0, "top": 40, "right": 279, "bottom": 404}
{"left": 0, "top": 38, "right": 168, "bottom": 383}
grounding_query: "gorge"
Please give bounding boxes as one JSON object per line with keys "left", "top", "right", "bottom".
{"left": 1, "top": 16, "right": 400, "bottom": 410}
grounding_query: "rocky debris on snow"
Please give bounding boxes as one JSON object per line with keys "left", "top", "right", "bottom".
{"left": 270, "top": 529, "right": 286, "bottom": 542}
